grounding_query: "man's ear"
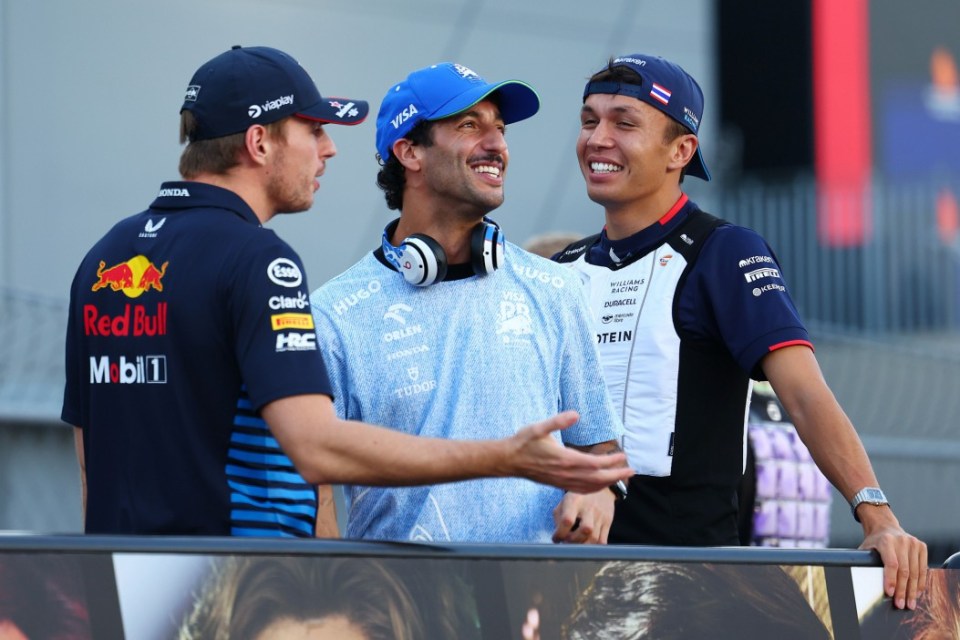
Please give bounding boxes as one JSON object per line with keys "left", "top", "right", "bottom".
{"left": 669, "top": 134, "right": 698, "bottom": 173}
{"left": 392, "top": 138, "right": 422, "bottom": 173}
{"left": 244, "top": 124, "right": 271, "bottom": 166}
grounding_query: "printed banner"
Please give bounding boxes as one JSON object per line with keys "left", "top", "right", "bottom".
{"left": 0, "top": 550, "right": 956, "bottom": 639}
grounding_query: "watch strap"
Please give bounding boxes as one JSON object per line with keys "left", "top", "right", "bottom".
{"left": 850, "top": 487, "right": 889, "bottom": 522}
{"left": 609, "top": 479, "right": 628, "bottom": 501}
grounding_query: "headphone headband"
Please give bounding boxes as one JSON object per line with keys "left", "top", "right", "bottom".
{"left": 381, "top": 218, "right": 504, "bottom": 287}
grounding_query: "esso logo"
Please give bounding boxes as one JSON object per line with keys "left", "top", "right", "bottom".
{"left": 267, "top": 258, "right": 303, "bottom": 288}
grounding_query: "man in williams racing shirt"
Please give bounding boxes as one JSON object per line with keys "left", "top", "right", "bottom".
{"left": 554, "top": 52, "right": 926, "bottom": 609}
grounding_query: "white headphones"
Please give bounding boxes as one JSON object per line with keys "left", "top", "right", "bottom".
{"left": 381, "top": 218, "right": 505, "bottom": 287}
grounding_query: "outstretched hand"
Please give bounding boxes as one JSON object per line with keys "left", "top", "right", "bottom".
{"left": 507, "top": 411, "right": 632, "bottom": 494}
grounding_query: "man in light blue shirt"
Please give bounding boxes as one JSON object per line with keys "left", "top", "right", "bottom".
{"left": 311, "top": 62, "right": 625, "bottom": 543}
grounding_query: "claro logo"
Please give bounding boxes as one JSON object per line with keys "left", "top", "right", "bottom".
{"left": 267, "top": 258, "right": 303, "bottom": 288}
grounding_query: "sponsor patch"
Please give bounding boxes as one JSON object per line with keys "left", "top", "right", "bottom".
{"left": 738, "top": 255, "right": 774, "bottom": 268}
{"left": 140, "top": 217, "right": 167, "bottom": 238}
{"left": 328, "top": 99, "right": 360, "bottom": 119}
{"left": 390, "top": 104, "right": 419, "bottom": 130}
{"left": 269, "top": 292, "right": 308, "bottom": 310}
{"left": 83, "top": 303, "right": 167, "bottom": 337}
{"left": 89, "top": 355, "right": 167, "bottom": 384}
{"left": 270, "top": 313, "right": 314, "bottom": 331}
{"left": 91, "top": 256, "right": 168, "bottom": 299}
{"left": 752, "top": 283, "right": 786, "bottom": 297}
{"left": 333, "top": 280, "right": 382, "bottom": 315}
{"left": 267, "top": 258, "right": 303, "bottom": 288}
{"left": 275, "top": 332, "right": 316, "bottom": 352}
{"left": 743, "top": 267, "right": 781, "bottom": 283}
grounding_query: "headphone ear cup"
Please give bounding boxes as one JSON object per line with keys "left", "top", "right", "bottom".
{"left": 399, "top": 234, "right": 448, "bottom": 287}
{"left": 470, "top": 221, "right": 505, "bottom": 276}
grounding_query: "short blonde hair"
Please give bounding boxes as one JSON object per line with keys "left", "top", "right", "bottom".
{"left": 178, "top": 111, "right": 287, "bottom": 179}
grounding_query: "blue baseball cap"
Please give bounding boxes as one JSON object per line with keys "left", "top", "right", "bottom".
{"left": 375, "top": 62, "right": 540, "bottom": 161}
{"left": 181, "top": 45, "right": 369, "bottom": 141}
{"left": 584, "top": 54, "right": 711, "bottom": 181}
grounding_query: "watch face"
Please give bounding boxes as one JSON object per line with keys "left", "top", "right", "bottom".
{"left": 864, "top": 488, "right": 886, "bottom": 502}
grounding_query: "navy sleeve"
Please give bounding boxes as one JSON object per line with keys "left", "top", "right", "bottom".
{"left": 228, "top": 234, "right": 333, "bottom": 410}
{"left": 678, "top": 225, "right": 812, "bottom": 379}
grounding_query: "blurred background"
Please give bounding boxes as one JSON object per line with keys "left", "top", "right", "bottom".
{"left": 1, "top": 0, "right": 958, "bottom": 560}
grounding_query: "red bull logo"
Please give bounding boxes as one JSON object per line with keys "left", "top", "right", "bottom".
{"left": 92, "top": 256, "right": 168, "bottom": 298}
{"left": 83, "top": 303, "right": 167, "bottom": 337}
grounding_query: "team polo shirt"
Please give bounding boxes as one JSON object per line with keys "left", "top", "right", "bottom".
{"left": 310, "top": 244, "right": 623, "bottom": 543}
{"left": 62, "top": 181, "right": 332, "bottom": 536}
{"left": 556, "top": 196, "right": 812, "bottom": 545}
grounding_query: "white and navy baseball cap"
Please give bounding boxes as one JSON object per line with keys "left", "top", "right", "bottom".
{"left": 181, "top": 45, "right": 369, "bottom": 141}
{"left": 584, "top": 54, "right": 711, "bottom": 181}
{"left": 375, "top": 62, "right": 540, "bottom": 161}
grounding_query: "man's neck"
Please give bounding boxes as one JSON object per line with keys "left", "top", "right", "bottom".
{"left": 602, "top": 189, "right": 686, "bottom": 241}
{"left": 396, "top": 197, "right": 491, "bottom": 264}
{"left": 189, "top": 171, "right": 274, "bottom": 225}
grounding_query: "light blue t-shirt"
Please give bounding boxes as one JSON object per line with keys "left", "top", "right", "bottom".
{"left": 310, "top": 243, "right": 623, "bottom": 543}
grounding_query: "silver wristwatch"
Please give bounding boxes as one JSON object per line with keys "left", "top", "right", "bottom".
{"left": 609, "top": 479, "right": 628, "bottom": 501}
{"left": 850, "top": 487, "right": 889, "bottom": 522}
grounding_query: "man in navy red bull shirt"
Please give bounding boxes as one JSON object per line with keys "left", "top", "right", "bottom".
{"left": 61, "top": 45, "right": 630, "bottom": 538}
{"left": 553, "top": 53, "right": 927, "bottom": 609}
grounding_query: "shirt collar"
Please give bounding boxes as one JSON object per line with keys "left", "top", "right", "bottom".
{"left": 589, "top": 194, "right": 695, "bottom": 267}
{"left": 149, "top": 181, "right": 261, "bottom": 226}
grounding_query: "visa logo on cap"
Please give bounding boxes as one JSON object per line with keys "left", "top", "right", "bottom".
{"left": 390, "top": 104, "right": 419, "bottom": 129}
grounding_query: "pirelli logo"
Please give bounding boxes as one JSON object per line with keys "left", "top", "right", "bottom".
{"left": 270, "top": 313, "right": 315, "bottom": 331}
{"left": 743, "top": 267, "right": 780, "bottom": 283}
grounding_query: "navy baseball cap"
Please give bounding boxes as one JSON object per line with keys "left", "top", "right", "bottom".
{"left": 375, "top": 62, "right": 540, "bottom": 161}
{"left": 584, "top": 54, "right": 711, "bottom": 181}
{"left": 181, "top": 45, "right": 369, "bottom": 141}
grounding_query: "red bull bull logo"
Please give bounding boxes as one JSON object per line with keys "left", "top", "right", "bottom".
{"left": 92, "top": 256, "right": 168, "bottom": 298}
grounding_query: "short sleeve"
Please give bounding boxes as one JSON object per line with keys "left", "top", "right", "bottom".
{"left": 680, "top": 225, "right": 812, "bottom": 378}
{"left": 229, "top": 236, "right": 332, "bottom": 410}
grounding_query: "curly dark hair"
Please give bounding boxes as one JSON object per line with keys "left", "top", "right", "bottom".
{"left": 375, "top": 119, "right": 438, "bottom": 211}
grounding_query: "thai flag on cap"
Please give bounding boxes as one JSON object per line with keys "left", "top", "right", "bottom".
{"left": 650, "top": 83, "right": 671, "bottom": 105}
